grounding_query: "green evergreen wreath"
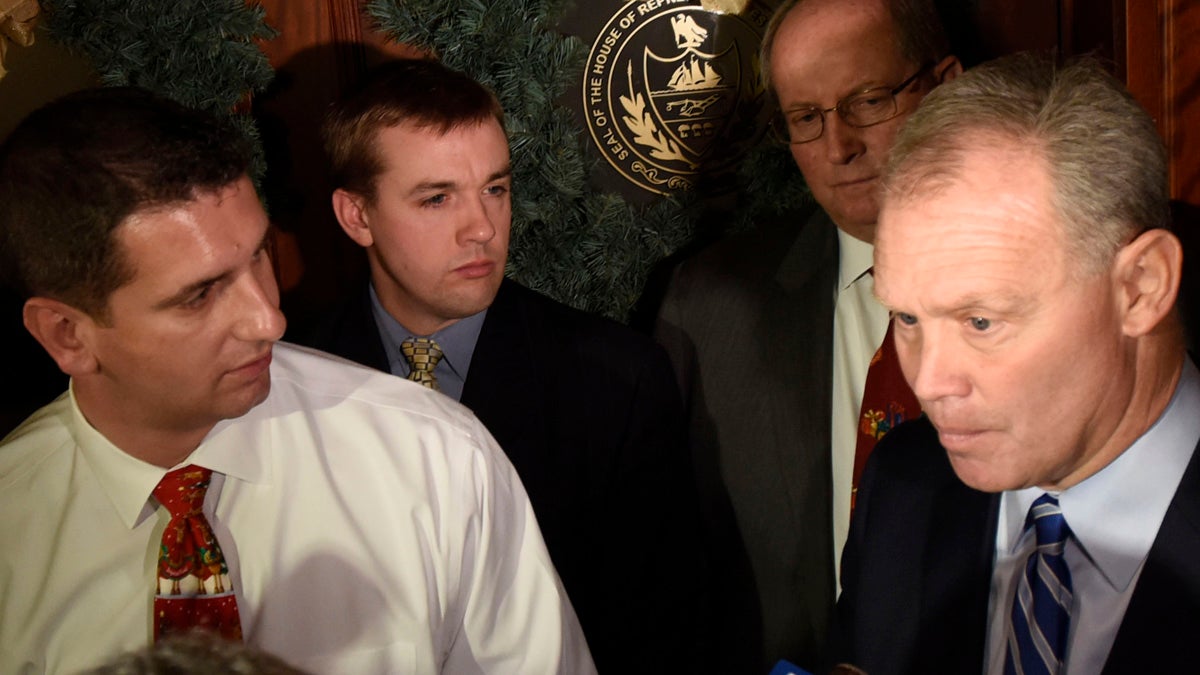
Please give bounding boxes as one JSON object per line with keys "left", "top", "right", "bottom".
{"left": 40, "top": 0, "right": 276, "bottom": 180}
{"left": 40, "top": 0, "right": 806, "bottom": 322}
{"left": 368, "top": 0, "right": 809, "bottom": 321}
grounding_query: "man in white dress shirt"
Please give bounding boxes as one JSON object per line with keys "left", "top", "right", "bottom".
{"left": 0, "top": 87, "right": 593, "bottom": 674}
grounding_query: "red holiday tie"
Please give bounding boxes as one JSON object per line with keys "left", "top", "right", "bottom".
{"left": 851, "top": 318, "right": 920, "bottom": 511}
{"left": 153, "top": 465, "right": 243, "bottom": 641}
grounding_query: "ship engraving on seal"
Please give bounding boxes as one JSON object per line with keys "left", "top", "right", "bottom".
{"left": 583, "top": 0, "right": 774, "bottom": 195}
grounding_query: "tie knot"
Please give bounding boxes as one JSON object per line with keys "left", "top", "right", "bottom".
{"left": 401, "top": 337, "right": 444, "bottom": 390}
{"left": 153, "top": 465, "right": 212, "bottom": 518}
{"left": 1027, "top": 493, "right": 1070, "bottom": 549}
{"left": 401, "top": 337, "right": 443, "bottom": 369}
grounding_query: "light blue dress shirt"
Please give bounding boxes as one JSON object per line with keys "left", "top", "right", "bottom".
{"left": 984, "top": 357, "right": 1200, "bottom": 674}
{"left": 368, "top": 283, "right": 486, "bottom": 402}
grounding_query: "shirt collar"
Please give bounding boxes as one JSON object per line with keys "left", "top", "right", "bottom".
{"left": 836, "top": 228, "right": 875, "bottom": 291}
{"left": 1001, "top": 357, "right": 1200, "bottom": 591}
{"left": 69, "top": 380, "right": 165, "bottom": 530}
{"left": 187, "top": 404, "right": 271, "bottom": 488}
{"left": 70, "top": 363, "right": 278, "bottom": 530}
{"left": 368, "top": 281, "right": 486, "bottom": 380}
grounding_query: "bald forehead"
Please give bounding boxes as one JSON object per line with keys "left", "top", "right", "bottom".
{"left": 883, "top": 130, "right": 1047, "bottom": 213}
{"left": 769, "top": 0, "right": 908, "bottom": 85}
{"left": 791, "top": 0, "right": 892, "bottom": 22}
{"left": 775, "top": 0, "right": 896, "bottom": 50}
{"left": 877, "top": 140, "right": 1061, "bottom": 262}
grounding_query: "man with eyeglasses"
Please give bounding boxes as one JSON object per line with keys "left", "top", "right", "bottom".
{"left": 653, "top": 0, "right": 960, "bottom": 671}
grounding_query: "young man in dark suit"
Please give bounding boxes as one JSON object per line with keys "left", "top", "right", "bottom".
{"left": 833, "top": 52, "right": 1199, "bottom": 674}
{"left": 294, "top": 58, "right": 703, "bottom": 673}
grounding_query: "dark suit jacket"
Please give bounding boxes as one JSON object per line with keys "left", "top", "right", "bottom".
{"left": 294, "top": 278, "right": 704, "bottom": 673}
{"left": 654, "top": 206, "right": 839, "bottom": 672}
{"left": 832, "top": 416, "right": 1200, "bottom": 674}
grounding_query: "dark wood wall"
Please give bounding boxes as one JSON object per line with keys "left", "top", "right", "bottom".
{"left": 251, "top": 0, "right": 1199, "bottom": 280}
{"left": 252, "top": 3, "right": 418, "bottom": 326}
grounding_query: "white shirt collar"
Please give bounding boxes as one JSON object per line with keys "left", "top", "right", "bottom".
{"left": 69, "top": 381, "right": 166, "bottom": 530}
{"left": 836, "top": 228, "right": 875, "bottom": 291}
{"left": 69, "top": 360, "right": 278, "bottom": 530}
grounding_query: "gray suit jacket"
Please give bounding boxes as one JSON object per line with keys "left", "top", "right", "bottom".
{"left": 655, "top": 207, "right": 839, "bottom": 672}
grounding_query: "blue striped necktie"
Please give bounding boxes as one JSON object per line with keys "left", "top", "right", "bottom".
{"left": 1005, "top": 493, "right": 1073, "bottom": 675}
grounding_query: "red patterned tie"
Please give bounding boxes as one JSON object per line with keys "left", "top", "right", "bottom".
{"left": 153, "top": 465, "right": 242, "bottom": 641}
{"left": 851, "top": 318, "right": 920, "bottom": 511}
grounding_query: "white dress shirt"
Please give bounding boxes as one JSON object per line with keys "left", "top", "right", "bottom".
{"left": 0, "top": 342, "right": 594, "bottom": 675}
{"left": 830, "top": 230, "right": 890, "bottom": 589}
{"left": 984, "top": 358, "right": 1200, "bottom": 674}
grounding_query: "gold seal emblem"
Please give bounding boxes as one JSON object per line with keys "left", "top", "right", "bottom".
{"left": 582, "top": 0, "right": 774, "bottom": 195}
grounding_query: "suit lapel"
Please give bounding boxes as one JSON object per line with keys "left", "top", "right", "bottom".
{"left": 459, "top": 280, "right": 544, "bottom": 467}
{"left": 843, "top": 420, "right": 996, "bottom": 673}
{"left": 911, "top": 470, "right": 997, "bottom": 672}
{"left": 774, "top": 208, "right": 838, "bottom": 297}
{"left": 768, "top": 209, "right": 840, "bottom": 557}
{"left": 326, "top": 287, "right": 390, "bottom": 372}
{"left": 1102, "top": 436, "right": 1200, "bottom": 673}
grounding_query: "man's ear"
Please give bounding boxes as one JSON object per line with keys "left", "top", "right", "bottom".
{"left": 933, "top": 54, "right": 963, "bottom": 84}
{"left": 23, "top": 297, "right": 99, "bottom": 377}
{"left": 1113, "top": 228, "right": 1183, "bottom": 337}
{"left": 331, "top": 188, "right": 374, "bottom": 248}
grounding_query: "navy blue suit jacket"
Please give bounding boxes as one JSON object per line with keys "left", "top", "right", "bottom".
{"left": 832, "top": 416, "right": 1200, "bottom": 674}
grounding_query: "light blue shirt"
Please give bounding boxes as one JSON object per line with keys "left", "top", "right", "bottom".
{"left": 984, "top": 357, "right": 1200, "bottom": 674}
{"left": 368, "top": 283, "right": 486, "bottom": 401}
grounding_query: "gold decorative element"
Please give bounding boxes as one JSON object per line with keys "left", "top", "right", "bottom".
{"left": 630, "top": 161, "right": 669, "bottom": 186}
{"left": 667, "top": 175, "right": 694, "bottom": 191}
{"left": 619, "top": 61, "right": 690, "bottom": 165}
{"left": 0, "top": 0, "right": 40, "bottom": 80}
{"left": 700, "top": 0, "right": 750, "bottom": 14}
{"left": 629, "top": 163, "right": 695, "bottom": 192}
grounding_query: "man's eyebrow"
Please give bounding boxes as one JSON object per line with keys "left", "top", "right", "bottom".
{"left": 785, "top": 79, "right": 895, "bottom": 111}
{"left": 943, "top": 290, "right": 1030, "bottom": 312}
{"left": 410, "top": 179, "right": 456, "bottom": 195}
{"left": 897, "top": 293, "right": 1031, "bottom": 317}
{"left": 154, "top": 271, "right": 229, "bottom": 310}
{"left": 409, "top": 165, "right": 513, "bottom": 195}
{"left": 153, "top": 227, "right": 271, "bottom": 310}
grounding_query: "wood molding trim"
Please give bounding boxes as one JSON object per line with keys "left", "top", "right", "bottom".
{"left": 1164, "top": 0, "right": 1199, "bottom": 202}
{"left": 1121, "top": 0, "right": 1199, "bottom": 203}
{"left": 329, "top": 0, "right": 366, "bottom": 87}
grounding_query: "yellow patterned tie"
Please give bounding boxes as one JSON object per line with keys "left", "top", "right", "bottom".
{"left": 401, "top": 337, "right": 443, "bottom": 390}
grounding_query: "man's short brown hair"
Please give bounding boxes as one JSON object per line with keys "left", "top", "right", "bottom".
{"left": 322, "top": 58, "right": 505, "bottom": 205}
{"left": 0, "top": 88, "right": 252, "bottom": 319}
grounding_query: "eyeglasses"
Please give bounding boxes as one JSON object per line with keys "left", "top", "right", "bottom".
{"left": 773, "top": 63, "right": 933, "bottom": 144}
